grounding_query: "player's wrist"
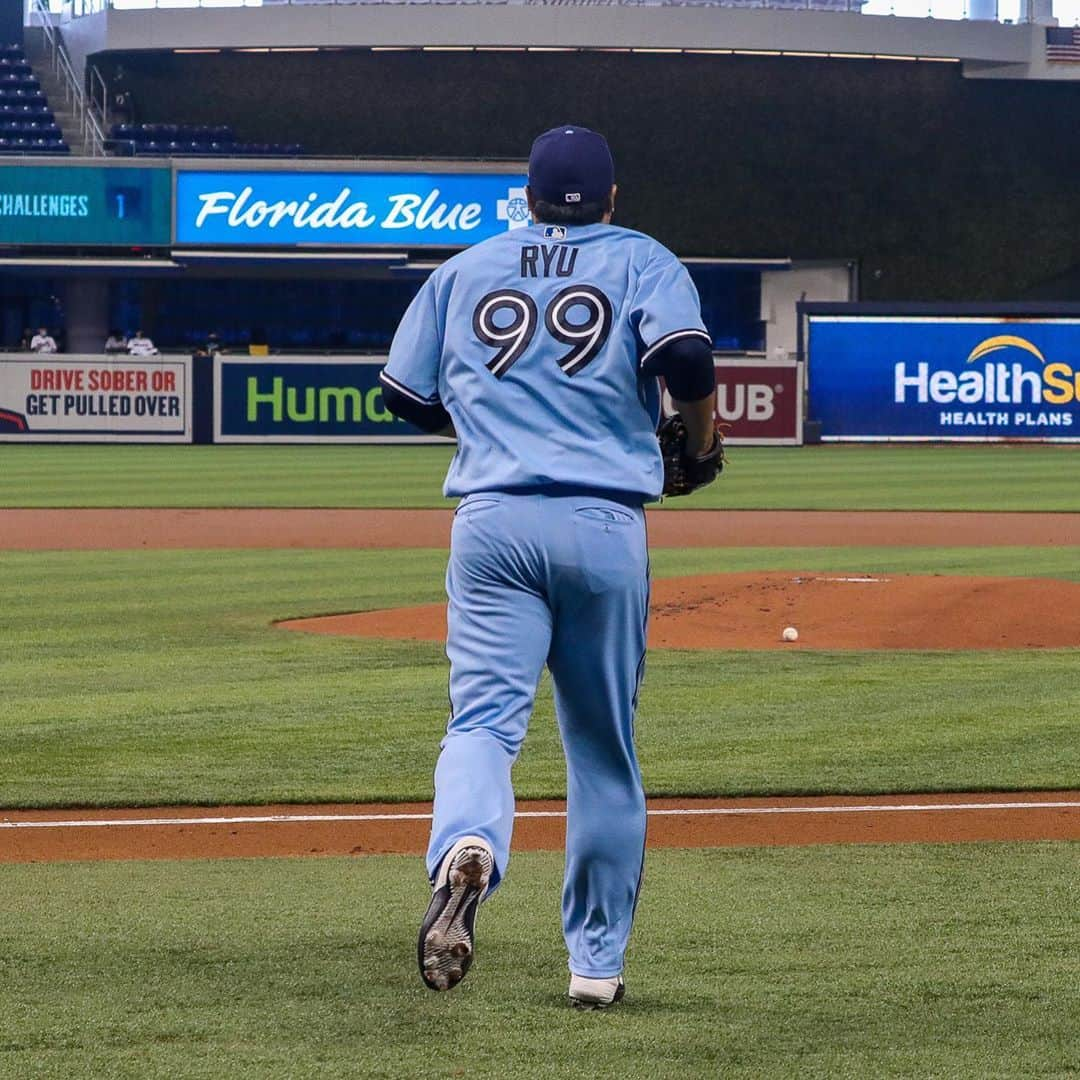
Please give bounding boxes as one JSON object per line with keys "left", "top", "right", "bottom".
{"left": 687, "top": 434, "right": 715, "bottom": 458}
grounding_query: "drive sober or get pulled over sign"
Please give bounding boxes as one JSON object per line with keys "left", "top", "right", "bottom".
{"left": 0, "top": 357, "right": 191, "bottom": 442}
{"left": 175, "top": 169, "right": 530, "bottom": 247}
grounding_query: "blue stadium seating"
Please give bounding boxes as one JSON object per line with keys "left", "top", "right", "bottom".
{"left": 0, "top": 136, "right": 68, "bottom": 155}
{"left": 0, "top": 45, "right": 68, "bottom": 155}
{"left": 107, "top": 122, "right": 302, "bottom": 158}
{"left": 0, "top": 89, "right": 46, "bottom": 103}
{"left": 0, "top": 120, "right": 60, "bottom": 135}
{"left": 0, "top": 105, "right": 55, "bottom": 120}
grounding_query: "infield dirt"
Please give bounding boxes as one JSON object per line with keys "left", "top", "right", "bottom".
{"left": 4, "top": 506, "right": 1079, "bottom": 865}
{"left": 4, "top": 507, "right": 1080, "bottom": 549}
{"left": 2, "top": 793, "right": 1078, "bottom": 864}
{"left": 280, "top": 571, "right": 1080, "bottom": 651}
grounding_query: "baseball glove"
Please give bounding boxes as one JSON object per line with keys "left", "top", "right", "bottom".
{"left": 658, "top": 413, "right": 725, "bottom": 497}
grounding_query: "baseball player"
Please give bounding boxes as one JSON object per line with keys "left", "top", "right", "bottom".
{"left": 379, "top": 125, "right": 721, "bottom": 1008}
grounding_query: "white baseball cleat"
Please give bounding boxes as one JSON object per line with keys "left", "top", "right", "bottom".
{"left": 568, "top": 973, "right": 626, "bottom": 1009}
{"left": 418, "top": 836, "right": 494, "bottom": 992}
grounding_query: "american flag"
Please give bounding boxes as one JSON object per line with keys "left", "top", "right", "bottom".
{"left": 1046, "top": 27, "right": 1080, "bottom": 62}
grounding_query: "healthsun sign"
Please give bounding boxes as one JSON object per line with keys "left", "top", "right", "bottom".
{"left": 175, "top": 168, "right": 529, "bottom": 247}
{"left": 806, "top": 313, "right": 1080, "bottom": 442}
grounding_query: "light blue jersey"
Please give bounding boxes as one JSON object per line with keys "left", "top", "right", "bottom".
{"left": 382, "top": 222, "right": 709, "bottom": 501}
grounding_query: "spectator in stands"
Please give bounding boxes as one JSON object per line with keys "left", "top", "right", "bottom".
{"left": 104, "top": 329, "right": 128, "bottom": 355}
{"left": 127, "top": 329, "right": 158, "bottom": 357}
{"left": 197, "top": 330, "right": 224, "bottom": 356}
{"left": 18, "top": 328, "right": 32, "bottom": 351}
{"left": 110, "top": 65, "right": 136, "bottom": 127}
{"left": 30, "top": 327, "right": 58, "bottom": 354}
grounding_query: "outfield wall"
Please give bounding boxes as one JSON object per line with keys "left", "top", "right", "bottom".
{"left": 9, "top": 307, "right": 1080, "bottom": 445}
{"left": 0, "top": 354, "right": 804, "bottom": 445}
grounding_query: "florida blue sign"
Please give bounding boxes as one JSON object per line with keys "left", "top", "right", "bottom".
{"left": 214, "top": 356, "right": 441, "bottom": 443}
{"left": 807, "top": 316, "right": 1080, "bottom": 441}
{"left": 176, "top": 169, "right": 529, "bottom": 247}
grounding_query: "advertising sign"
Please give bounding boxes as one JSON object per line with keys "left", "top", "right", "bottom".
{"left": 0, "top": 356, "right": 191, "bottom": 442}
{"left": 0, "top": 165, "right": 172, "bottom": 246}
{"left": 175, "top": 169, "right": 529, "bottom": 247}
{"left": 662, "top": 357, "right": 803, "bottom": 445}
{"left": 214, "top": 356, "right": 437, "bottom": 443}
{"left": 807, "top": 315, "right": 1080, "bottom": 441}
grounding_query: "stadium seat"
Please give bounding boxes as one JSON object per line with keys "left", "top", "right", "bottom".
{"left": 0, "top": 90, "right": 45, "bottom": 103}
{"left": 1, "top": 119, "right": 49, "bottom": 134}
{"left": 105, "top": 121, "right": 302, "bottom": 158}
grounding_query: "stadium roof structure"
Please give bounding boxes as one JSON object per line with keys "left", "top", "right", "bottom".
{"left": 58, "top": 5, "right": 1080, "bottom": 85}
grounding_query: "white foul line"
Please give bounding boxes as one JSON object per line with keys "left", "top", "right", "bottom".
{"left": 1, "top": 801, "right": 1078, "bottom": 830}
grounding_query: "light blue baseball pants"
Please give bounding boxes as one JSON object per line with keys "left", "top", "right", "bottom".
{"left": 426, "top": 490, "right": 650, "bottom": 979}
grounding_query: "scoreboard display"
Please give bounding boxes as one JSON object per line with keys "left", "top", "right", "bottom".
{"left": 0, "top": 164, "right": 172, "bottom": 246}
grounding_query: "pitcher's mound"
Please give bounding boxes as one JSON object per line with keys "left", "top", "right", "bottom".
{"left": 278, "top": 573, "right": 1080, "bottom": 650}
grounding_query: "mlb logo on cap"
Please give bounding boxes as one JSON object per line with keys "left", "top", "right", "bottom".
{"left": 528, "top": 125, "right": 615, "bottom": 207}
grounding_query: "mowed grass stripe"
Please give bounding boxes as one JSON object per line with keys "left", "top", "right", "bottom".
{"left": 0, "top": 846, "right": 1076, "bottom": 1079}
{"left": 1, "top": 546, "right": 1077, "bottom": 808}
{"left": 2, "top": 443, "right": 1079, "bottom": 509}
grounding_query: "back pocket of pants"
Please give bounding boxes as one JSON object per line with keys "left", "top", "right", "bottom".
{"left": 574, "top": 505, "right": 637, "bottom": 526}
{"left": 455, "top": 497, "right": 502, "bottom": 518}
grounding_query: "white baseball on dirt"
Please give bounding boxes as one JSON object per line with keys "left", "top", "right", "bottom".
{"left": 782, "top": 626, "right": 799, "bottom": 642}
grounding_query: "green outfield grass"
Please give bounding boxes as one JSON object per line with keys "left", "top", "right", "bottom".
{"left": 2, "top": 443, "right": 1079, "bottom": 510}
{"left": 1, "top": 845, "right": 1076, "bottom": 1079}
{"left": 1, "top": 546, "right": 1078, "bottom": 809}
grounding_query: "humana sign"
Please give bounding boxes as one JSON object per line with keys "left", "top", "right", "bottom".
{"left": 246, "top": 375, "right": 398, "bottom": 424}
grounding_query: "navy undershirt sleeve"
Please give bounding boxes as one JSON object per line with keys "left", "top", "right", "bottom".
{"left": 379, "top": 375, "right": 452, "bottom": 434}
{"left": 641, "top": 335, "right": 716, "bottom": 401}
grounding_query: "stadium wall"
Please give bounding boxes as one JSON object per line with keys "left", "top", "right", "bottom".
{"left": 67, "top": 7, "right": 1034, "bottom": 65}
{"left": 90, "top": 50, "right": 1080, "bottom": 302}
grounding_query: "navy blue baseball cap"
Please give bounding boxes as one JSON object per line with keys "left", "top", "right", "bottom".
{"left": 527, "top": 125, "right": 615, "bottom": 206}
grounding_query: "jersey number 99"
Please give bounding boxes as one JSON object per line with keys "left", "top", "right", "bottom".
{"left": 473, "top": 285, "right": 613, "bottom": 379}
